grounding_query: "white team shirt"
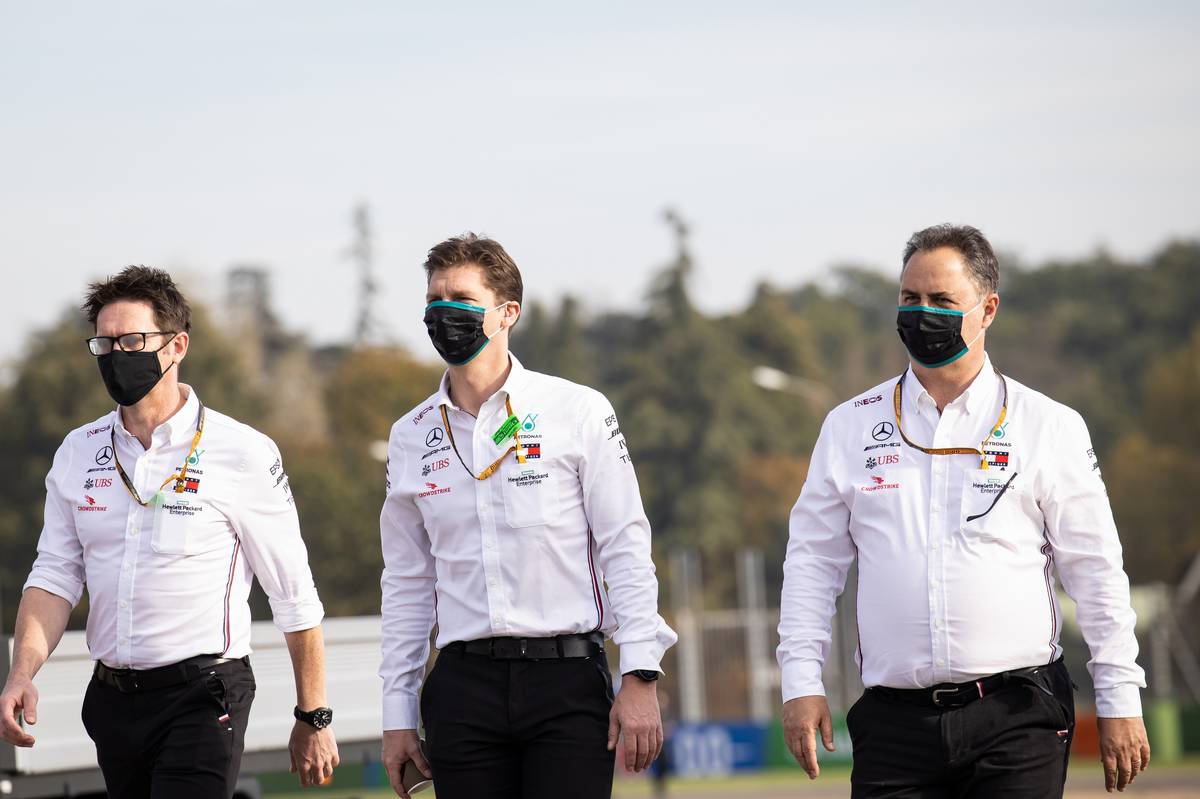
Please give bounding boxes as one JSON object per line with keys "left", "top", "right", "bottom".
{"left": 777, "top": 355, "right": 1146, "bottom": 718}
{"left": 379, "top": 356, "right": 677, "bottom": 730}
{"left": 24, "top": 385, "right": 324, "bottom": 669}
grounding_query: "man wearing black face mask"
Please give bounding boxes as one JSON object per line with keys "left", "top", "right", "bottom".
{"left": 0, "top": 266, "right": 339, "bottom": 797}
{"left": 777, "top": 225, "right": 1150, "bottom": 797}
{"left": 378, "top": 234, "right": 676, "bottom": 799}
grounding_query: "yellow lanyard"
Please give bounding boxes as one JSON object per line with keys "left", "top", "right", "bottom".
{"left": 893, "top": 370, "right": 1008, "bottom": 470}
{"left": 112, "top": 404, "right": 206, "bottom": 506}
{"left": 440, "top": 396, "right": 525, "bottom": 481}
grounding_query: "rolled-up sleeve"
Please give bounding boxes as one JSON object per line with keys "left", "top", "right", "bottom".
{"left": 577, "top": 390, "right": 677, "bottom": 676}
{"left": 24, "top": 440, "right": 86, "bottom": 607}
{"left": 777, "top": 412, "right": 855, "bottom": 702}
{"left": 231, "top": 435, "right": 324, "bottom": 633}
{"left": 1040, "top": 408, "right": 1145, "bottom": 718}
{"left": 379, "top": 428, "right": 437, "bottom": 730}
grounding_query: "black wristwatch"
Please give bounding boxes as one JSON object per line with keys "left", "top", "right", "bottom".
{"left": 625, "top": 669, "right": 660, "bottom": 683}
{"left": 294, "top": 705, "right": 334, "bottom": 729}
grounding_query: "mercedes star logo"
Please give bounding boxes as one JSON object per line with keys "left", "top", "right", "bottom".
{"left": 95, "top": 446, "right": 114, "bottom": 466}
{"left": 426, "top": 428, "right": 444, "bottom": 448}
{"left": 871, "top": 422, "right": 895, "bottom": 442}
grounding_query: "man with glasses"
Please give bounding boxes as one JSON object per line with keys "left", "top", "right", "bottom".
{"left": 0, "top": 266, "right": 339, "bottom": 796}
{"left": 378, "top": 234, "right": 676, "bottom": 798}
{"left": 777, "top": 225, "right": 1150, "bottom": 797}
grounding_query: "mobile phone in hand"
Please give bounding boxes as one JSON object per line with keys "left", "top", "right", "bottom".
{"left": 400, "top": 739, "right": 433, "bottom": 794}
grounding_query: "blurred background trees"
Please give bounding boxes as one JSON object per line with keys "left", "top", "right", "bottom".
{"left": 0, "top": 227, "right": 1197, "bottom": 630}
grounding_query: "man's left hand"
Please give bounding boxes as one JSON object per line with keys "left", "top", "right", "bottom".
{"left": 607, "top": 676, "right": 663, "bottom": 772}
{"left": 1097, "top": 716, "right": 1150, "bottom": 792}
{"left": 289, "top": 721, "right": 340, "bottom": 788}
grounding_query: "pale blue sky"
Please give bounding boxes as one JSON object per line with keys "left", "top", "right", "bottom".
{"left": 2, "top": 1, "right": 1198, "bottom": 366}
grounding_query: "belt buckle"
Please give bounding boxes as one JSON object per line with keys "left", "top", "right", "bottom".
{"left": 931, "top": 687, "right": 957, "bottom": 707}
{"left": 114, "top": 671, "right": 139, "bottom": 692}
{"left": 519, "top": 639, "right": 528, "bottom": 657}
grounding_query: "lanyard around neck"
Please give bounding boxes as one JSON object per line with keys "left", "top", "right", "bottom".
{"left": 893, "top": 369, "right": 1008, "bottom": 470}
{"left": 112, "top": 403, "right": 206, "bottom": 507}
{"left": 440, "top": 396, "right": 525, "bottom": 481}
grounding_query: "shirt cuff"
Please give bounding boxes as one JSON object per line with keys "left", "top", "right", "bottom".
{"left": 382, "top": 694, "right": 420, "bottom": 731}
{"left": 1095, "top": 684, "right": 1143, "bottom": 718}
{"left": 618, "top": 640, "right": 668, "bottom": 676}
{"left": 269, "top": 594, "right": 325, "bottom": 633}
{"left": 780, "top": 660, "right": 826, "bottom": 703}
{"left": 23, "top": 575, "right": 83, "bottom": 608}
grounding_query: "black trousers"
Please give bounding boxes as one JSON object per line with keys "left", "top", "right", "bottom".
{"left": 81, "top": 659, "right": 255, "bottom": 799}
{"left": 421, "top": 646, "right": 616, "bottom": 799}
{"left": 848, "top": 659, "right": 1075, "bottom": 798}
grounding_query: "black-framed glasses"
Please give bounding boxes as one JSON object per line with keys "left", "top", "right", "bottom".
{"left": 86, "top": 331, "right": 177, "bottom": 356}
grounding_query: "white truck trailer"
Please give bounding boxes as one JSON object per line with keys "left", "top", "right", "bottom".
{"left": 0, "top": 616, "right": 387, "bottom": 798}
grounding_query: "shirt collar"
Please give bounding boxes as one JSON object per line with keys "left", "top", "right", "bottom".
{"left": 113, "top": 384, "right": 202, "bottom": 447}
{"left": 902, "top": 353, "right": 998, "bottom": 416}
{"left": 436, "top": 354, "right": 530, "bottom": 412}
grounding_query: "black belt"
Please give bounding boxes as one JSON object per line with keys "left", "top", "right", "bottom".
{"left": 871, "top": 659, "right": 1061, "bottom": 708}
{"left": 94, "top": 655, "right": 249, "bottom": 693}
{"left": 445, "top": 632, "right": 604, "bottom": 660}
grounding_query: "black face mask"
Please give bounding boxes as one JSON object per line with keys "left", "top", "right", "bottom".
{"left": 98, "top": 350, "right": 174, "bottom": 406}
{"left": 423, "top": 301, "right": 504, "bottom": 365}
{"left": 895, "top": 303, "right": 982, "bottom": 369}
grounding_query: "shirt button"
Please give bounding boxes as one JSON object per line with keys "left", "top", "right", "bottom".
{"left": 936, "top": 658, "right": 946, "bottom": 666}
{"left": 931, "top": 578, "right": 940, "bottom": 587}
{"left": 931, "top": 542, "right": 940, "bottom": 550}
{"left": 120, "top": 600, "right": 128, "bottom": 608}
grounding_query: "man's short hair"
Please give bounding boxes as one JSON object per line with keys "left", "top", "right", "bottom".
{"left": 903, "top": 224, "right": 999, "bottom": 296}
{"left": 83, "top": 265, "right": 193, "bottom": 333}
{"left": 423, "top": 233, "right": 524, "bottom": 306}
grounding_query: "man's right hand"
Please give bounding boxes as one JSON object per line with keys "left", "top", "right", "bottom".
{"left": 0, "top": 676, "right": 38, "bottom": 747}
{"left": 783, "top": 695, "right": 835, "bottom": 779}
{"left": 382, "top": 728, "right": 431, "bottom": 798}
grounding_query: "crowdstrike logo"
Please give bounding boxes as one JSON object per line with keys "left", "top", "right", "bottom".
{"left": 77, "top": 494, "right": 108, "bottom": 512}
{"left": 418, "top": 482, "right": 452, "bottom": 498}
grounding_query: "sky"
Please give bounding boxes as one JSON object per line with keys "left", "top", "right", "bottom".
{"left": 2, "top": 1, "right": 1198, "bottom": 367}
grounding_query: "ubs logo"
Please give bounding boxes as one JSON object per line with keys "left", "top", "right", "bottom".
{"left": 95, "top": 446, "right": 114, "bottom": 466}
{"left": 426, "top": 428, "right": 444, "bottom": 447}
{"left": 871, "top": 422, "right": 895, "bottom": 442}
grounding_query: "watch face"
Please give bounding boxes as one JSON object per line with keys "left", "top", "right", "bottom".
{"left": 312, "top": 709, "right": 333, "bottom": 728}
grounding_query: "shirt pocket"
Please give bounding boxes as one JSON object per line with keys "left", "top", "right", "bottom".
{"left": 499, "top": 462, "right": 562, "bottom": 529}
{"left": 151, "top": 497, "right": 228, "bottom": 555}
{"left": 958, "top": 469, "right": 1032, "bottom": 549}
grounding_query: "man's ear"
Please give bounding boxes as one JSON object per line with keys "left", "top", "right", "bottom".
{"left": 170, "top": 331, "right": 189, "bottom": 365}
{"left": 505, "top": 301, "right": 522, "bottom": 330}
{"left": 981, "top": 293, "right": 1000, "bottom": 330}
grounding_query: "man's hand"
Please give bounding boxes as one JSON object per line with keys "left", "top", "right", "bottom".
{"left": 383, "top": 729, "right": 431, "bottom": 799}
{"left": 0, "top": 676, "right": 38, "bottom": 747}
{"left": 607, "top": 677, "right": 663, "bottom": 773}
{"left": 783, "top": 695, "right": 835, "bottom": 779}
{"left": 1098, "top": 716, "right": 1150, "bottom": 792}
{"left": 288, "top": 721, "right": 339, "bottom": 788}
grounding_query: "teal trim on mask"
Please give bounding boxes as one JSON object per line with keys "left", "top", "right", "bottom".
{"left": 426, "top": 300, "right": 487, "bottom": 314}
{"left": 897, "top": 304, "right": 964, "bottom": 317}
{"left": 917, "top": 346, "right": 971, "bottom": 369}
{"left": 448, "top": 337, "right": 490, "bottom": 366}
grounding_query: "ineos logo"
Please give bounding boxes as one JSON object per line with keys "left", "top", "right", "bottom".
{"left": 426, "top": 428, "right": 444, "bottom": 447}
{"left": 95, "top": 446, "right": 114, "bottom": 466}
{"left": 871, "top": 422, "right": 895, "bottom": 442}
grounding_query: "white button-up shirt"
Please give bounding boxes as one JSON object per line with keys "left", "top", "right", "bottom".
{"left": 380, "top": 356, "right": 677, "bottom": 729}
{"left": 24, "top": 386, "right": 324, "bottom": 669}
{"left": 778, "top": 355, "right": 1146, "bottom": 717}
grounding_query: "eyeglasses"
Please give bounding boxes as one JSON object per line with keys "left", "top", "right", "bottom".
{"left": 86, "top": 331, "right": 177, "bottom": 356}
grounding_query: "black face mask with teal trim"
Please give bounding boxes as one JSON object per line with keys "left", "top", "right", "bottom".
{"left": 896, "top": 302, "right": 983, "bottom": 368}
{"left": 424, "top": 301, "right": 506, "bottom": 365}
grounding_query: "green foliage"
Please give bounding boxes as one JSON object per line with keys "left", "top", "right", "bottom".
{"left": 2, "top": 238, "right": 1197, "bottom": 625}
